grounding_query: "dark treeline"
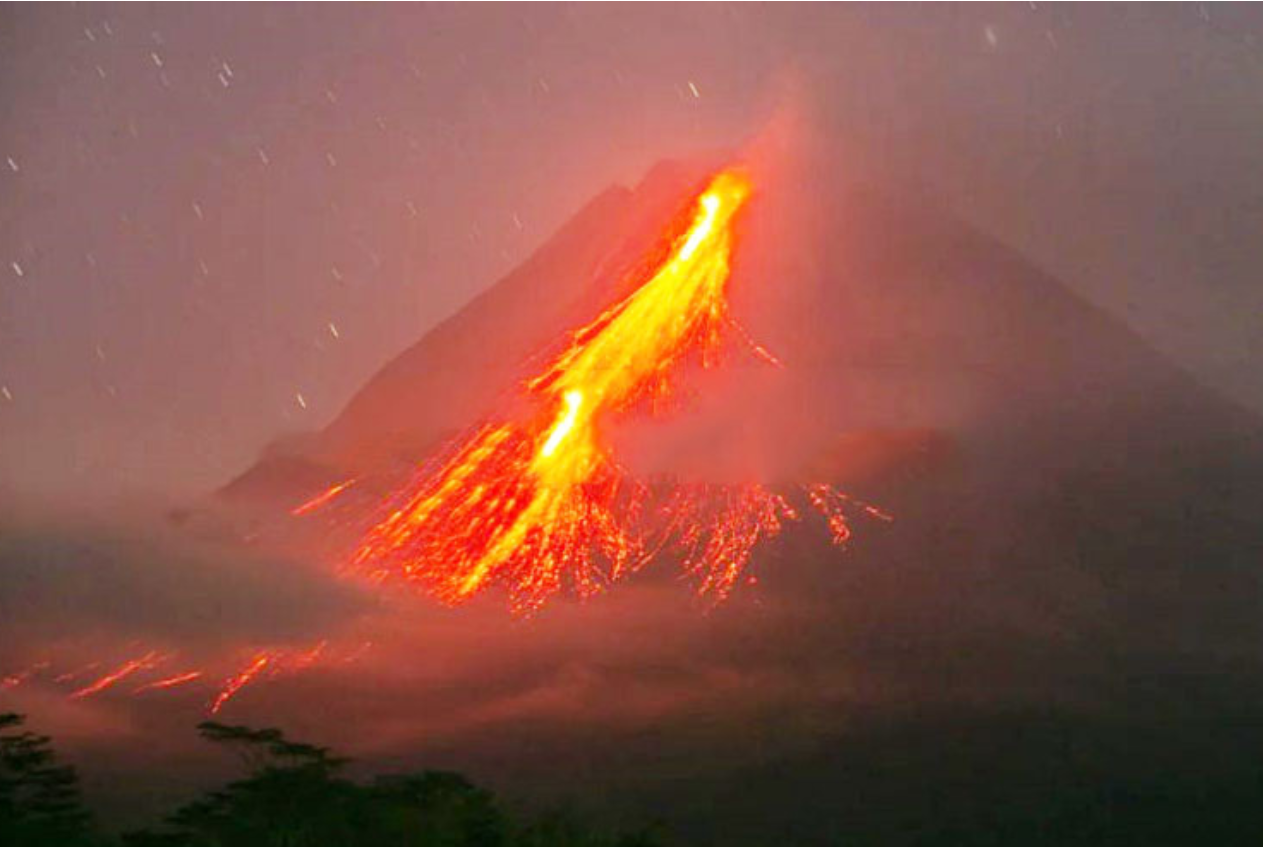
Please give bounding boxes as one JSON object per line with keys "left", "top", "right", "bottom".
{"left": 8, "top": 709, "right": 1263, "bottom": 845}
{"left": 0, "top": 713, "right": 663, "bottom": 847}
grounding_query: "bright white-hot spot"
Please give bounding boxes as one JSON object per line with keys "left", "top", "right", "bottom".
{"left": 541, "top": 390, "right": 583, "bottom": 459}
{"left": 679, "top": 194, "right": 721, "bottom": 261}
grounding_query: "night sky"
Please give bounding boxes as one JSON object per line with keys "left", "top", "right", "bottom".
{"left": 4, "top": 3, "right": 1263, "bottom": 501}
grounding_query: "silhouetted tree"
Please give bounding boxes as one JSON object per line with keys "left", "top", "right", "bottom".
{"left": 123, "top": 722, "right": 665, "bottom": 847}
{"left": 0, "top": 712, "right": 94, "bottom": 846}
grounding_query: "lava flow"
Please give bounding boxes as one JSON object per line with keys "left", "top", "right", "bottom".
{"left": 335, "top": 166, "right": 886, "bottom": 611}
{"left": 351, "top": 170, "right": 757, "bottom": 608}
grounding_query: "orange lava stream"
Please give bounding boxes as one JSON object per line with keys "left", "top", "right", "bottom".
{"left": 133, "top": 670, "right": 203, "bottom": 694}
{"left": 70, "top": 651, "right": 163, "bottom": 700}
{"left": 209, "top": 652, "right": 273, "bottom": 715}
{"left": 352, "top": 170, "right": 756, "bottom": 609}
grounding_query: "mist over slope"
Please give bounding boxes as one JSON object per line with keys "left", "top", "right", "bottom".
{"left": 154, "top": 153, "right": 1263, "bottom": 841}
{"left": 223, "top": 149, "right": 1262, "bottom": 605}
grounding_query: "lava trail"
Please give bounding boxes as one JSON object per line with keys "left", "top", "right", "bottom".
{"left": 336, "top": 166, "right": 888, "bottom": 611}
{"left": 351, "top": 170, "right": 755, "bottom": 609}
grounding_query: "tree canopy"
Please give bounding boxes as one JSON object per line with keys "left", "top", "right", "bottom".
{"left": 0, "top": 714, "right": 664, "bottom": 847}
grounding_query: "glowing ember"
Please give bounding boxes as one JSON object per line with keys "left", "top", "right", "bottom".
{"left": 2, "top": 661, "right": 50, "bottom": 690}
{"left": 205, "top": 642, "right": 338, "bottom": 715}
{"left": 209, "top": 652, "right": 273, "bottom": 715}
{"left": 292, "top": 478, "right": 357, "bottom": 516}
{"left": 70, "top": 651, "right": 163, "bottom": 700}
{"left": 665, "top": 483, "right": 799, "bottom": 600}
{"left": 133, "top": 670, "right": 203, "bottom": 694}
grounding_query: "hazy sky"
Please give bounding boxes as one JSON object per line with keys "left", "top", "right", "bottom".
{"left": 3, "top": 3, "right": 1262, "bottom": 501}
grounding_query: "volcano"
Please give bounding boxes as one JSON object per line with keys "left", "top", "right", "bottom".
{"left": 215, "top": 154, "right": 1263, "bottom": 839}
{"left": 223, "top": 155, "right": 1262, "bottom": 615}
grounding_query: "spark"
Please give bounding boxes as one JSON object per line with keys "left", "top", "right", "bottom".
{"left": 1, "top": 386, "right": 12, "bottom": 402}
{"left": 70, "top": 651, "right": 162, "bottom": 700}
{"left": 296, "top": 392, "right": 307, "bottom": 410}
{"left": 805, "top": 483, "right": 893, "bottom": 546}
{"left": 688, "top": 81, "right": 701, "bottom": 99}
{"left": 291, "top": 478, "right": 357, "bottom": 516}
{"left": 327, "top": 321, "right": 340, "bottom": 339}
{"left": 11, "top": 260, "right": 24, "bottom": 278}
{"left": 133, "top": 670, "right": 202, "bottom": 694}
{"left": 6, "top": 156, "right": 17, "bottom": 173}
{"left": 805, "top": 483, "right": 854, "bottom": 546}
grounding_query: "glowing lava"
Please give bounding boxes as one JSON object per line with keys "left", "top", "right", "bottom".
{"left": 331, "top": 166, "right": 889, "bottom": 611}
{"left": 351, "top": 170, "right": 755, "bottom": 609}
{"left": 70, "top": 651, "right": 163, "bottom": 700}
{"left": 209, "top": 652, "right": 273, "bottom": 715}
{"left": 291, "top": 478, "right": 357, "bottom": 516}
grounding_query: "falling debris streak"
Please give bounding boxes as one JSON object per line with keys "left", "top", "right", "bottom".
{"left": 2, "top": 661, "right": 50, "bottom": 690}
{"left": 70, "top": 651, "right": 163, "bottom": 700}
{"left": 339, "top": 168, "right": 891, "bottom": 612}
{"left": 805, "top": 483, "right": 854, "bottom": 546}
{"left": 133, "top": 670, "right": 202, "bottom": 694}
{"left": 205, "top": 641, "right": 341, "bottom": 715}
{"left": 209, "top": 652, "right": 273, "bottom": 715}
{"left": 291, "top": 478, "right": 357, "bottom": 516}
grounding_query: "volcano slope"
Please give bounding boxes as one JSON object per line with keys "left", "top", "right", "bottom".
{"left": 221, "top": 157, "right": 1263, "bottom": 844}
